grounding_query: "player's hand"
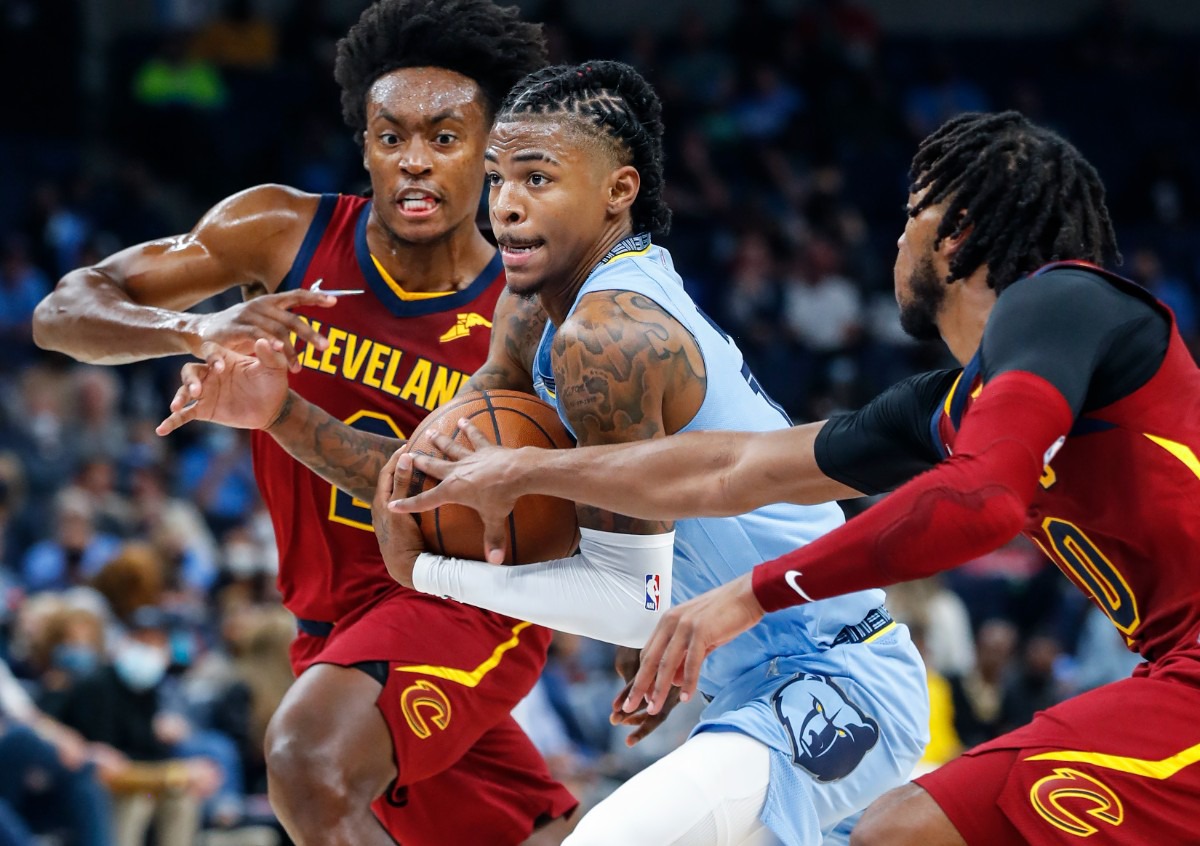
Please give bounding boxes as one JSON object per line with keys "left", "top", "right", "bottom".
{"left": 387, "top": 419, "right": 524, "bottom": 565}
{"left": 155, "top": 339, "right": 290, "bottom": 435}
{"left": 374, "top": 446, "right": 426, "bottom": 588}
{"left": 622, "top": 573, "right": 765, "bottom": 715}
{"left": 193, "top": 289, "right": 336, "bottom": 372}
{"left": 609, "top": 646, "right": 681, "bottom": 746}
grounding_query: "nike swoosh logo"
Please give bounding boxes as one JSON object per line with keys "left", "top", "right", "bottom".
{"left": 784, "top": 570, "right": 816, "bottom": 602}
{"left": 311, "top": 278, "right": 365, "bottom": 296}
{"left": 1025, "top": 741, "right": 1200, "bottom": 780}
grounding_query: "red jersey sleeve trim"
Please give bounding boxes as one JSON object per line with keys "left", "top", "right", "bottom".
{"left": 752, "top": 371, "right": 1074, "bottom": 613}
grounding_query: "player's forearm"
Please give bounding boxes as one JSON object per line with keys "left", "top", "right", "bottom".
{"left": 266, "top": 391, "right": 401, "bottom": 502}
{"left": 33, "top": 269, "right": 204, "bottom": 364}
{"left": 508, "top": 424, "right": 849, "bottom": 519}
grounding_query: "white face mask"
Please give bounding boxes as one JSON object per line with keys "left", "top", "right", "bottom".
{"left": 114, "top": 640, "right": 169, "bottom": 691}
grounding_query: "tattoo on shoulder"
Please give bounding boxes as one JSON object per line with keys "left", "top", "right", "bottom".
{"left": 553, "top": 292, "right": 704, "bottom": 534}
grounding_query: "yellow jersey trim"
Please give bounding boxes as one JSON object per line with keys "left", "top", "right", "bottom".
{"left": 1025, "top": 741, "right": 1200, "bottom": 780}
{"left": 1143, "top": 433, "right": 1200, "bottom": 481}
{"left": 604, "top": 244, "right": 653, "bottom": 264}
{"left": 393, "top": 621, "right": 534, "bottom": 688}
{"left": 862, "top": 621, "right": 898, "bottom": 643}
{"left": 371, "top": 255, "right": 455, "bottom": 301}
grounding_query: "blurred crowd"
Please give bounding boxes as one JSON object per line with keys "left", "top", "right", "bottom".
{"left": 1, "top": 0, "right": 1197, "bottom": 843}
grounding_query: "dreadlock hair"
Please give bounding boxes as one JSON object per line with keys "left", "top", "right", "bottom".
{"left": 497, "top": 60, "right": 672, "bottom": 238}
{"left": 909, "top": 110, "right": 1120, "bottom": 293}
{"left": 334, "top": 0, "right": 546, "bottom": 146}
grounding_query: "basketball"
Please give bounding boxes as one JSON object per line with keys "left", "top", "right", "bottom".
{"left": 399, "top": 390, "right": 579, "bottom": 564}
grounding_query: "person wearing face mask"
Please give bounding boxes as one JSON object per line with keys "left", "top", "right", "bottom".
{"left": 48, "top": 606, "right": 221, "bottom": 846}
{"left": 0, "top": 654, "right": 114, "bottom": 846}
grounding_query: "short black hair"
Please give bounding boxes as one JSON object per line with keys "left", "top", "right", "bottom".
{"left": 497, "top": 60, "right": 672, "bottom": 238}
{"left": 334, "top": 0, "right": 546, "bottom": 143}
{"left": 909, "top": 111, "right": 1120, "bottom": 293}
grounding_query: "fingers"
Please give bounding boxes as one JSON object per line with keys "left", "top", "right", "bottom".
{"left": 624, "top": 620, "right": 671, "bottom": 714}
{"left": 676, "top": 638, "right": 706, "bottom": 705}
{"left": 458, "top": 418, "right": 495, "bottom": 451}
{"left": 375, "top": 447, "right": 405, "bottom": 508}
{"left": 253, "top": 337, "right": 291, "bottom": 373}
{"left": 409, "top": 450, "right": 459, "bottom": 481}
{"left": 481, "top": 518, "right": 509, "bottom": 565}
{"left": 156, "top": 401, "right": 200, "bottom": 436}
{"left": 428, "top": 430, "right": 476, "bottom": 461}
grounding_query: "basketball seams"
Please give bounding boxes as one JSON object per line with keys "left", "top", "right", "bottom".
{"left": 398, "top": 390, "right": 576, "bottom": 565}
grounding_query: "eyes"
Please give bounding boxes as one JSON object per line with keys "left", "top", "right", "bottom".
{"left": 378, "top": 131, "right": 459, "bottom": 147}
{"left": 485, "top": 172, "right": 550, "bottom": 188}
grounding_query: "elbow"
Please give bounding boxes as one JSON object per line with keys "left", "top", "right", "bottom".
{"left": 31, "top": 297, "right": 59, "bottom": 352}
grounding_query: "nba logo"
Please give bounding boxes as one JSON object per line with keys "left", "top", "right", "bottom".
{"left": 645, "top": 574, "right": 660, "bottom": 611}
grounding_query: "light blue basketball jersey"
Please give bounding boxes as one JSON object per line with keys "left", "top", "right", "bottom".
{"left": 533, "top": 236, "right": 930, "bottom": 846}
{"left": 532, "top": 236, "right": 884, "bottom": 693}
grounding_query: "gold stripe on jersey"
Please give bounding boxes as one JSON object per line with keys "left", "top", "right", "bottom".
{"left": 1142, "top": 433, "right": 1200, "bottom": 481}
{"left": 1025, "top": 740, "right": 1200, "bottom": 781}
{"left": 392, "top": 621, "right": 534, "bottom": 688}
{"left": 371, "top": 255, "right": 457, "bottom": 301}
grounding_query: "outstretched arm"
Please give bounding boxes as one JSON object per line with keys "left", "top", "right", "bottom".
{"left": 33, "top": 184, "right": 334, "bottom": 369}
{"left": 626, "top": 371, "right": 1074, "bottom": 711}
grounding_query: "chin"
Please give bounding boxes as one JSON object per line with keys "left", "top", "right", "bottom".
{"left": 503, "top": 274, "right": 547, "bottom": 297}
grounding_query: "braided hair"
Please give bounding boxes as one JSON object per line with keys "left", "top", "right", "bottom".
{"left": 909, "top": 111, "right": 1119, "bottom": 293}
{"left": 335, "top": 0, "right": 546, "bottom": 144}
{"left": 497, "top": 60, "right": 672, "bottom": 237}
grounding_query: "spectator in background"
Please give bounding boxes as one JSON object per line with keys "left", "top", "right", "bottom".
{"left": 1130, "top": 247, "right": 1198, "bottom": 343}
{"left": 177, "top": 428, "right": 258, "bottom": 540}
{"left": 22, "top": 489, "right": 121, "bottom": 593}
{"left": 190, "top": 0, "right": 279, "bottom": 72}
{"left": 127, "top": 464, "right": 219, "bottom": 598}
{"left": 903, "top": 54, "right": 990, "bottom": 140}
{"left": 947, "top": 619, "right": 1019, "bottom": 750}
{"left": 0, "top": 237, "right": 49, "bottom": 372}
{"left": 70, "top": 368, "right": 129, "bottom": 465}
{"left": 47, "top": 606, "right": 220, "bottom": 846}
{"left": 0, "top": 655, "right": 115, "bottom": 846}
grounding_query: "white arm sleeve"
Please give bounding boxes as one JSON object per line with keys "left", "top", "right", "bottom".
{"left": 412, "top": 527, "right": 674, "bottom": 648}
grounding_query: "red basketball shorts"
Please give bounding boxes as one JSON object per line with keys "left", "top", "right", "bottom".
{"left": 918, "top": 656, "right": 1200, "bottom": 845}
{"left": 292, "top": 586, "right": 577, "bottom": 845}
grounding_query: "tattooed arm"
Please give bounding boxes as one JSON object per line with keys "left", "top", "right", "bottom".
{"left": 460, "top": 287, "right": 546, "bottom": 395}
{"left": 397, "top": 289, "right": 697, "bottom": 646}
{"left": 553, "top": 289, "right": 706, "bottom": 535}
{"left": 157, "top": 279, "right": 543, "bottom": 502}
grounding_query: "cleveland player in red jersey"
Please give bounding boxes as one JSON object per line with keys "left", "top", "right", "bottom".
{"left": 387, "top": 111, "right": 1200, "bottom": 845}
{"left": 32, "top": 2, "right": 577, "bottom": 844}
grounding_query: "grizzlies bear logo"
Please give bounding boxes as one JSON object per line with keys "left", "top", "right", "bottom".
{"left": 773, "top": 673, "right": 880, "bottom": 782}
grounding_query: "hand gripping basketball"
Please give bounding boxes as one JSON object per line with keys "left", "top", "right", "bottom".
{"left": 388, "top": 390, "right": 578, "bottom": 566}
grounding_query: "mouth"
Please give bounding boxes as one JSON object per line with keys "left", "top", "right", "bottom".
{"left": 497, "top": 236, "right": 544, "bottom": 269}
{"left": 394, "top": 190, "right": 441, "bottom": 219}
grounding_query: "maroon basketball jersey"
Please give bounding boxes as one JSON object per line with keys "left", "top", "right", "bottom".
{"left": 935, "top": 262, "right": 1200, "bottom": 662}
{"left": 252, "top": 194, "right": 504, "bottom": 622}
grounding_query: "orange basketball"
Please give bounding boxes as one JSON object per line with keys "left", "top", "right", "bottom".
{"left": 399, "top": 390, "right": 579, "bottom": 564}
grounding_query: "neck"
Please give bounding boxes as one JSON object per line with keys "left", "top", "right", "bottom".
{"left": 365, "top": 210, "right": 495, "bottom": 293}
{"left": 540, "top": 221, "right": 636, "bottom": 325}
{"left": 937, "top": 267, "right": 995, "bottom": 366}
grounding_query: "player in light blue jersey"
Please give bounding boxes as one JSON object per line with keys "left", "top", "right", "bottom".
{"left": 160, "top": 57, "right": 928, "bottom": 846}
{"left": 376, "top": 61, "right": 929, "bottom": 846}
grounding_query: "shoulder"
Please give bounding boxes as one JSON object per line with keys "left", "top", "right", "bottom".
{"left": 199, "top": 184, "right": 323, "bottom": 235}
{"left": 994, "top": 266, "right": 1123, "bottom": 318}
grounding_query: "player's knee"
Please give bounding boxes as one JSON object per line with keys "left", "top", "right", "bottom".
{"left": 265, "top": 709, "right": 356, "bottom": 817}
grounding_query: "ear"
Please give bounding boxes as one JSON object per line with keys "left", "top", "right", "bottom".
{"left": 606, "top": 165, "right": 641, "bottom": 217}
{"left": 939, "top": 211, "right": 972, "bottom": 259}
{"left": 362, "top": 132, "right": 369, "bottom": 170}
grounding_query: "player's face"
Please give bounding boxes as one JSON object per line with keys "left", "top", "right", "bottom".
{"left": 894, "top": 190, "right": 947, "bottom": 342}
{"left": 362, "top": 67, "right": 490, "bottom": 246}
{"left": 485, "top": 119, "right": 620, "bottom": 296}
